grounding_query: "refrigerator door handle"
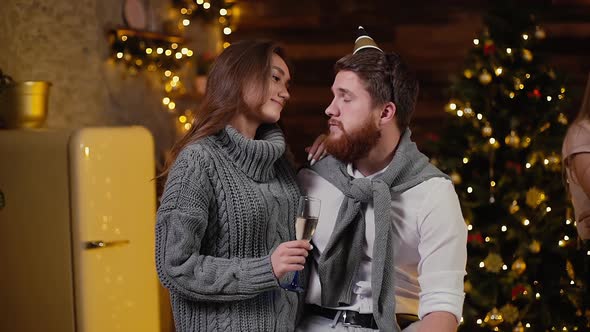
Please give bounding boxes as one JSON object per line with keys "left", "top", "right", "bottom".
{"left": 84, "top": 240, "right": 130, "bottom": 250}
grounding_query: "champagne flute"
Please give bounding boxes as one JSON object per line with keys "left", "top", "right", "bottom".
{"left": 282, "top": 196, "right": 321, "bottom": 292}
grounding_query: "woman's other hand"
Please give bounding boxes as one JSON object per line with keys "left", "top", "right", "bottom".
{"left": 305, "top": 134, "right": 328, "bottom": 166}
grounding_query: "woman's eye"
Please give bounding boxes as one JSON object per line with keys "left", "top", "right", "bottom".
{"left": 272, "top": 75, "right": 280, "bottom": 82}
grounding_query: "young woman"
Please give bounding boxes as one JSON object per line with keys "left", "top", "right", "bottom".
{"left": 156, "top": 40, "right": 311, "bottom": 332}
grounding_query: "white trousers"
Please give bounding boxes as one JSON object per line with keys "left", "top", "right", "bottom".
{"left": 296, "top": 314, "right": 421, "bottom": 332}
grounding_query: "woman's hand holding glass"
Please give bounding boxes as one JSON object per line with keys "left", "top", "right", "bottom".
{"left": 271, "top": 240, "right": 312, "bottom": 279}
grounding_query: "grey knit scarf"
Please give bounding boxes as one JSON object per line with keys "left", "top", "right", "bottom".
{"left": 310, "top": 129, "right": 450, "bottom": 332}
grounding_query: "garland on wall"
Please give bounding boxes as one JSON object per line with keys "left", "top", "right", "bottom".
{"left": 107, "top": 0, "right": 237, "bottom": 134}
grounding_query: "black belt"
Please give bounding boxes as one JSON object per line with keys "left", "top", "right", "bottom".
{"left": 305, "top": 304, "right": 419, "bottom": 330}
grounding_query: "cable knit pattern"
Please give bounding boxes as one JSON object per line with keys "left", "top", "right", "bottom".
{"left": 156, "top": 124, "right": 301, "bottom": 332}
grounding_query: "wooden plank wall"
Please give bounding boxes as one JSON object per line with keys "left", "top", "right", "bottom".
{"left": 227, "top": 0, "right": 590, "bottom": 165}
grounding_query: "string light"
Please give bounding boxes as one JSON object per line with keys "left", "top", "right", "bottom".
{"left": 522, "top": 33, "right": 529, "bottom": 40}
{"left": 463, "top": 157, "right": 469, "bottom": 164}
{"left": 203, "top": 2, "right": 211, "bottom": 9}
{"left": 477, "top": 113, "right": 483, "bottom": 120}
{"left": 506, "top": 48, "right": 512, "bottom": 54}
{"left": 523, "top": 219, "right": 530, "bottom": 226}
{"left": 473, "top": 39, "right": 480, "bottom": 45}
{"left": 501, "top": 225, "right": 507, "bottom": 232}
{"left": 467, "top": 224, "right": 473, "bottom": 231}
{"left": 502, "top": 264, "right": 508, "bottom": 270}
{"left": 467, "top": 187, "right": 473, "bottom": 193}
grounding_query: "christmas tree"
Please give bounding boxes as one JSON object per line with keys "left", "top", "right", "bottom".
{"left": 426, "top": 2, "right": 590, "bottom": 331}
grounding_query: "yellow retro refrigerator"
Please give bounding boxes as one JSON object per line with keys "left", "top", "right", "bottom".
{"left": 0, "top": 127, "right": 161, "bottom": 332}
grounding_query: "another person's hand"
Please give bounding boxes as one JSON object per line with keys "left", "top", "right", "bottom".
{"left": 577, "top": 210, "right": 590, "bottom": 240}
{"left": 305, "top": 134, "right": 328, "bottom": 166}
{"left": 270, "top": 240, "right": 312, "bottom": 279}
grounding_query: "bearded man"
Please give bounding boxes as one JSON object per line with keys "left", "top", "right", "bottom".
{"left": 296, "top": 27, "right": 468, "bottom": 332}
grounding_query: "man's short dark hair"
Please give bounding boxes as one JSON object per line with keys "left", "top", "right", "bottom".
{"left": 335, "top": 50, "right": 419, "bottom": 129}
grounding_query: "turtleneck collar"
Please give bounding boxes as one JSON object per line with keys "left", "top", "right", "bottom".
{"left": 211, "top": 124, "right": 286, "bottom": 182}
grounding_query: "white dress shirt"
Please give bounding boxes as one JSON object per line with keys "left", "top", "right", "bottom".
{"left": 298, "top": 163, "right": 467, "bottom": 322}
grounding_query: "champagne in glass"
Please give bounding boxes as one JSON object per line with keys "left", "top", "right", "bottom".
{"left": 295, "top": 216, "right": 319, "bottom": 241}
{"left": 282, "top": 196, "right": 321, "bottom": 292}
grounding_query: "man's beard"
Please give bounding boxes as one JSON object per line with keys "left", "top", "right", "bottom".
{"left": 325, "top": 116, "right": 381, "bottom": 163}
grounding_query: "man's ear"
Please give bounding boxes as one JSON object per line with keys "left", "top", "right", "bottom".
{"left": 380, "top": 102, "right": 396, "bottom": 124}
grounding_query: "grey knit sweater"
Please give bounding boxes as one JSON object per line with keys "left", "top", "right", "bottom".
{"left": 156, "top": 125, "right": 301, "bottom": 332}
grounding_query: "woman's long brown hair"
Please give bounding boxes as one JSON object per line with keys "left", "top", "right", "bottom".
{"left": 158, "top": 40, "right": 290, "bottom": 182}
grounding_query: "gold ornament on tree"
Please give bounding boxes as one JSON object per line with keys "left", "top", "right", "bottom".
{"left": 450, "top": 171, "right": 462, "bottom": 185}
{"left": 484, "top": 307, "right": 504, "bottom": 327}
{"left": 511, "top": 258, "right": 527, "bottom": 275}
{"left": 479, "top": 70, "right": 493, "bottom": 85}
{"left": 464, "top": 69, "right": 474, "bottom": 79}
{"left": 558, "top": 113, "right": 568, "bottom": 125}
{"left": 464, "top": 280, "right": 473, "bottom": 293}
{"left": 535, "top": 26, "right": 546, "bottom": 39}
{"left": 529, "top": 240, "right": 541, "bottom": 253}
{"left": 484, "top": 252, "right": 504, "bottom": 273}
{"left": 482, "top": 123, "right": 493, "bottom": 137}
{"left": 500, "top": 303, "right": 520, "bottom": 324}
{"left": 566, "top": 260, "right": 575, "bottom": 280}
{"left": 521, "top": 136, "right": 532, "bottom": 148}
{"left": 522, "top": 49, "right": 533, "bottom": 62}
{"left": 545, "top": 153, "right": 561, "bottom": 172}
{"left": 513, "top": 321, "right": 525, "bottom": 332}
{"left": 526, "top": 187, "right": 546, "bottom": 209}
{"left": 504, "top": 130, "right": 521, "bottom": 148}
{"left": 509, "top": 200, "right": 520, "bottom": 214}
